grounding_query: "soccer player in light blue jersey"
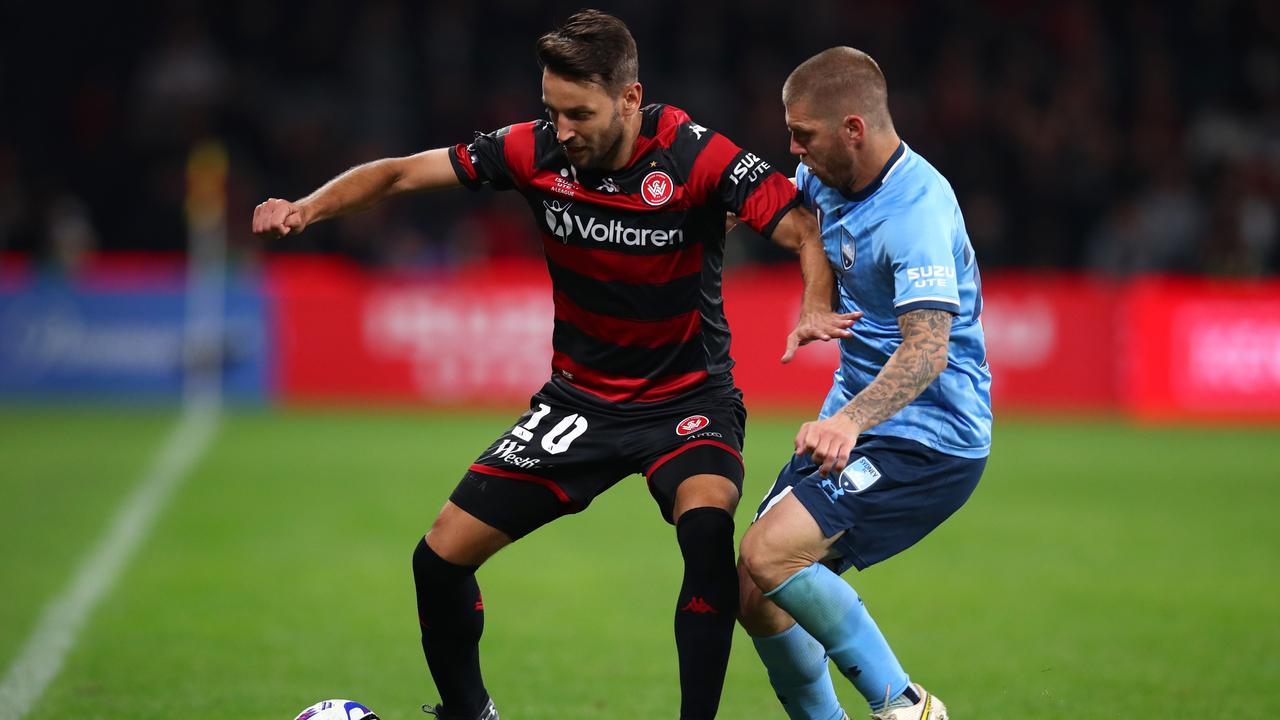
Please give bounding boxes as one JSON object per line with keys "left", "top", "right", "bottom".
{"left": 738, "top": 47, "right": 992, "bottom": 720}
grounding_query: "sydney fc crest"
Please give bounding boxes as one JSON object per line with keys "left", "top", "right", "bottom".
{"left": 840, "top": 227, "right": 856, "bottom": 270}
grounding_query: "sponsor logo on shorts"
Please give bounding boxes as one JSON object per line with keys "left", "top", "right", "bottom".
{"left": 687, "top": 431, "right": 723, "bottom": 440}
{"left": 819, "top": 457, "right": 882, "bottom": 503}
{"left": 676, "top": 414, "right": 710, "bottom": 436}
{"left": 490, "top": 438, "right": 541, "bottom": 469}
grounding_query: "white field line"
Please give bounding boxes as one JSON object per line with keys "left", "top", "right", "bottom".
{"left": 0, "top": 406, "right": 219, "bottom": 719}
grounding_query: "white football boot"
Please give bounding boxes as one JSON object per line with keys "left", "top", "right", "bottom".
{"left": 869, "top": 683, "right": 947, "bottom": 720}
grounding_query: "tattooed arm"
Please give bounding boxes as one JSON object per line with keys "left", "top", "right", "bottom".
{"left": 795, "top": 308, "right": 952, "bottom": 475}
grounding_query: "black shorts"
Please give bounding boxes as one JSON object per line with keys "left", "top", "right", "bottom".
{"left": 451, "top": 377, "right": 747, "bottom": 539}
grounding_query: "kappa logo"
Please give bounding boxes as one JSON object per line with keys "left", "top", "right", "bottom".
{"left": 641, "top": 170, "right": 674, "bottom": 206}
{"left": 597, "top": 177, "right": 621, "bottom": 193}
{"left": 680, "top": 596, "right": 717, "bottom": 613}
{"left": 676, "top": 415, "right": 710, "bottom": 436}
{"left": 687, "top": 123, "right": 708, "bottom": 140}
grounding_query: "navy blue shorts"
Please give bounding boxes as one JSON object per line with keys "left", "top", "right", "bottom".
{"left": 754, "top": 434, "right": 985, "bottom": 573}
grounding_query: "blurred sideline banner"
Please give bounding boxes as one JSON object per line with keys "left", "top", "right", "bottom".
{"left": 0, "top": 266, "right": 270, "bottom": 401}
{"left": 267, "top": 257, "right": 1277, "bottom": 421}
{"left": 1124, "top": 277, "right": 1280, "bottom": 421}
{"left": 268, "top": 257, "right": 554, "bottom": 404}
{"left": 3, "top": 255, "right": 1277, "bottom": 422}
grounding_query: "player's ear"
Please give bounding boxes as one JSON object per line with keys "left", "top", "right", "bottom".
{"left": 842, "top": 114, "right": 866, "bottom": 145}
{"left": 620, "top": 82, "right": 642, "bottom": 115}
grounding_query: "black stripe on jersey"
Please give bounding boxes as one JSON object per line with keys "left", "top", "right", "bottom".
{"left": 696, "top": 230, "right": 735, "bottom": 377}
{"left": 530, "top": 119, "right": 568, "bottom": 174}
{"left": 552, "top": 320, "right": 706, "bottom": 379}
{"left": 717, "top": 147, "right": 776, "bottom": 212}
{"left": 546, "top": 260, "right": 701, "bottom": 321}
{"left": 639, "top": 103, "right": 664, "bottom": 138}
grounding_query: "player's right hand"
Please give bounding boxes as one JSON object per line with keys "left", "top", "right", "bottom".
{"left": 795, "top": 413, "right": 860, "bottom": 476}
{"left": 782, "top": 310, "right": 862, "bottom": 363}
{"left": 252, "top": 198, "right": 310, "bottom": 240}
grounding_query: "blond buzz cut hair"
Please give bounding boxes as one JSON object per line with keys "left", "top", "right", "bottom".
{"left": 783, "top": 47, "right": 893, "bottom": 130}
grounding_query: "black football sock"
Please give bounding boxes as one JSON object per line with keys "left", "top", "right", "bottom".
{"left": 673, "top": 506, "right": 738, "bottom": 720}
{"left": 413, "top": 537, "right": 489, "bottom": 717}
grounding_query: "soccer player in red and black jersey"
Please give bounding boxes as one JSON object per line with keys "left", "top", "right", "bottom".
{"left": 253, "top": 10, "right": 854, "bottom": 720}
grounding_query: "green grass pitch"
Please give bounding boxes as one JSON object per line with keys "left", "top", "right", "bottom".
{"left": 1, "top": 407, "right": 1277, "bottom": 719}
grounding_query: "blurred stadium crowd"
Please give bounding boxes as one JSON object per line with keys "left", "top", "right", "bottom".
{"left": 1, "top": 0, "right": 1276, "bottom": 274}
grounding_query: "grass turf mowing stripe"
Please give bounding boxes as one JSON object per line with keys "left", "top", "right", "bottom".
{"left": 0, "top": 407, "right": 218, "bottom": 720}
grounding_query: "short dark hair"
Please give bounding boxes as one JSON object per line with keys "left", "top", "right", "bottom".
{"left": 536, "top": 9, "right": 639, "bottom": 96}
{"left": 784, "top": 47, "right": 892, "bottom": 129}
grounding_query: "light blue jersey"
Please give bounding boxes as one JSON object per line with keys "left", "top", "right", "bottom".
{"left": 798, "top": 142, "right": 992, "bottom": 458}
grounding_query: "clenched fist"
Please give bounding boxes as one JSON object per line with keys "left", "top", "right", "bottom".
{"left": 252, "top": 198, "right": 312, "bottom": 240}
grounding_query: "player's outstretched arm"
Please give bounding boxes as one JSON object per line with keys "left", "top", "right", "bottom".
{"left": 796, "top": 308, "right": 951, "bottom": 475}
{"left": 251, "top": 147, "right": 461, "bottom": 240}
{"left": 770, "top": 206, "right": 860, "bottom": 362}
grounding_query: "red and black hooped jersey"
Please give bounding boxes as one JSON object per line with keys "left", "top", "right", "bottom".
{"left": 450, "top": 103, "right": 799, "bottom": 405}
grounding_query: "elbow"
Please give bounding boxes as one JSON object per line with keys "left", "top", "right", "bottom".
{"left": 929, "top": 348, "right": 949, "bottom": 380}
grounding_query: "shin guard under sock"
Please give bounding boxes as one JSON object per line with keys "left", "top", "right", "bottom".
{"left": 413, "top": 537, "right": 488, "bottom": 717}
{"left": 674, "top": 507, "right": 737, "bottom": 719}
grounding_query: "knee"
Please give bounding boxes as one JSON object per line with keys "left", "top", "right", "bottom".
{"left": 739, "top": 523, "right": 794, "bottom": 594}
{"left": 737, "top": 557, "right": 800, "bottom": 636}
{"left": 672, "top": 474, "right": 741, "bottom": 522}
{"left": 742, "top": 558, "right": 768, "bottom": 620}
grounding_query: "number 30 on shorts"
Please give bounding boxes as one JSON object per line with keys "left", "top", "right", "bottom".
{"left": 511, "top": 403, "right": 589, "bottom": 455}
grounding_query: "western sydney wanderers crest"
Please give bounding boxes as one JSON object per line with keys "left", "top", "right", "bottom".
{"left": 676, "top": 415, "right": 710, "bottom": 436}
{"left": 641, "top": 170, "right": 674, "bottom": 206}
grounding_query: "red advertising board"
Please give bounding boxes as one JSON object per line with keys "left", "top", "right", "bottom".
{"left": 726, "top": 270, "right": 1122, "bottom": 412}
{"left": 269, "top": 257, "right": 554, "bottom": 404}
{"left": 268, "top": 258, "right": 1278, "bottom": 422}
{"left": 1125, "top": 277, "right": 1280, "bottom": 421}
{"left": 979, "top": 273, "right": 1120, "bottom": 411}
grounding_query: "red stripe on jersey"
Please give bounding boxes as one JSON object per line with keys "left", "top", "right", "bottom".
{"left": 453, "top": 144, "right": 478, "bottom": 181}
{"left": 502, "top": 122, "right": 538, "bottom": 187}
{"left": 553, "top": 290, "right": 702, "bottom": 347}
{"left": 552, "top": 352, "right": 708, "bottom": 403}
{"left": 468, "top": 463, "right": 571, "bottom": 503}
{"left": 527, "top": 173, "right": 693, "bottom": 212}
{"left": 627, "top": 105, "right": 692, "bottom": 164}
{"left": 645, "top": 439, "right": 744, "bottom": 479}
{"left": 737, "top": 173, "right": 799, "bottom": 236}
{"left": 687, "top": 132, "right": 742, "bottom": 205}
{"left": 541, "top": 234, "right": 703, "bottom": 285}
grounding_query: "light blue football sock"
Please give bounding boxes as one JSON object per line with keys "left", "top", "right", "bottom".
{"left": 751, "top": 623, "right": 845, "bottom": 720}
{"left": 765, "top": 563, "right": 910, "bottom": 709}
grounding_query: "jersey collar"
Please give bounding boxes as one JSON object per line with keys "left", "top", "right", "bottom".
{"left": 840, "top": 141, "right": 906, "bottom": 203}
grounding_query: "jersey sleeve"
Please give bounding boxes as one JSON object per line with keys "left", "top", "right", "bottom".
{"left": 684, "top": 128, "right": 799, "bottom": 238}
{"left": 449, "top": 124, "right": 525, "bottom": 191}
{"left": 793, "top": 162, "right": 813, "bottom": 209}
{"left": 883, "top": 197, "right": 962, "bottom": 316}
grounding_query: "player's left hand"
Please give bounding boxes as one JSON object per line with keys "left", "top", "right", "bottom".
{"left": 782, "top": 309, "right": 862, "bottom": 363}
{"left": 795, "top": 413, "right": 861, "bottom": 476}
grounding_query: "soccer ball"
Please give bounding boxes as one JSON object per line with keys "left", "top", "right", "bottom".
{"left": 293, "top": 699, "right": 379, "bottom": 720}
